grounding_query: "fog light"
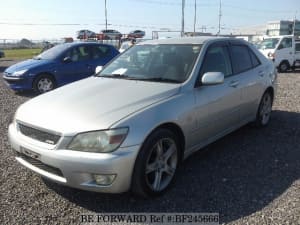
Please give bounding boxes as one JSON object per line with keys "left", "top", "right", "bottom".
{"left": 93, "top": 174, "right": 116, "bottom": 185}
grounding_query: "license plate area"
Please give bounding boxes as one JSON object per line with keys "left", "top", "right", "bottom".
{"left": 20, "top": 146, "right": 41, "bottom": 161}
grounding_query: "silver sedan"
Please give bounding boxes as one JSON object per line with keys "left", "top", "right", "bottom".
{"left": 8, "top": 37, "right": 277, "bottom": 197}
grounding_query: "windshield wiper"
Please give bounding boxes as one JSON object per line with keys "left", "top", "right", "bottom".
{"left": 97, "top": 74, "right": 140, "bottom": 80}
{"left": 139, "top": 77, "right": 181, "bottom": 83}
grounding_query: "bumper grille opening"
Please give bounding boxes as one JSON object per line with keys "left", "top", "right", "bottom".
{"left": 16, "top": 152, "right": 64, "bottom": 178}
{"left": 18, "top": 123, "right": 61, "bottom": 145}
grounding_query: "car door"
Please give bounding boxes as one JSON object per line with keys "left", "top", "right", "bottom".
{"left": 275, "top": 37, "right": 294, "bottom": 66}
{"left": 191, "top": 41, "right": 242, "bottom": 147}
{"left": 295, "top": 42, "right": 300, "bottom": 67}
{"left": 56, "top": 45, "right": 94, "bottom": 85}
{"left": 229, "top": 42, "right": 266, "bottom": 121}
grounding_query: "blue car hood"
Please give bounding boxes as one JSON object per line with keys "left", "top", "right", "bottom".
{"left": 5, "top": 59, "right": 52, "bottom": 73}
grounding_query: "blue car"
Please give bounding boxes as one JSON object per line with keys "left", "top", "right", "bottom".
{"left": 3, "top": 42, "right": 119, "bottom": 93}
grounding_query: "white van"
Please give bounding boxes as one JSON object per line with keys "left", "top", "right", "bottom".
{"left": 258, "top": 35, "right": 300, "bottom": 72}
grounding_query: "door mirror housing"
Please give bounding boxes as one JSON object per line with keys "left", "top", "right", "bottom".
{"left": 63, "top": 56, "right": 72, "bottom": 63}
{"left": 277, "top": 44, "right": 283, "bottom": 50}
{"left": 201, "top": 72, "right": 224, "bottom": 85}
{"left": 95, "top": 66, "right": 103, "bottom": 74}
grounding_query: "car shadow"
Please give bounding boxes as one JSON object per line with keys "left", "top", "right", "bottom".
{"left": 43, "top": 110, "right": 300, "bottom": 223}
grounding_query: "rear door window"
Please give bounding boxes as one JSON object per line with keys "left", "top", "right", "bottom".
{"left": 91, "top": 45, "right": 111, "bottom": 59}
{"left": 230, "top": 45, "right": 253, "bottom": 74}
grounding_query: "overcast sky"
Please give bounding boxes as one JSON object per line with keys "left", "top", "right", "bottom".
{"left": 0, "top": 0, "right": 299, "bottom": 41}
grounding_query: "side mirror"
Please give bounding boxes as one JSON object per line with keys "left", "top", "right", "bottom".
{"left": 63, "top": 56, "right": 72, "bottom": 63}
{"left": 201, "top": 72, "right": 224, "bottom": 85}
{"left": 95, "top": 66, "right": 103, "bottom": 74}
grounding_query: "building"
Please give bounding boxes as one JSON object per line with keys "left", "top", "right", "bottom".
{"left": 266, "top": 20, "right": 300, "bottom": 36}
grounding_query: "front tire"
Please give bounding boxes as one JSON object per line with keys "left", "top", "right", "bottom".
{"left": 33, "top": 74, "right": 55, "bottom": 94}
{"left": 278, "top": 61, "right": 289, "bottom": 73}
{"left": 131, "top": 129, "right": 180, "bottom": 197}
{"left": 255, "top": 91, "right": 273, "bottom": 127}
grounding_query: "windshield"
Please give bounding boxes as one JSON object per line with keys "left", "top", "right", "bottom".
{"left": 34, "top": 44, "right": 70, "bottom": 60}
{"left": 258, "top": 38, "right": 280, "bottom": 50}
{"left": 98, "top": 44, "right": 201, "bottom": 83}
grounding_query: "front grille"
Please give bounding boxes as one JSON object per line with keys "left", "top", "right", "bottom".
{"left": 16, "top": 152, "right": 64, "bottom": 177}
{"left": 18, "top": 123, "right": 61, "bottom": 145}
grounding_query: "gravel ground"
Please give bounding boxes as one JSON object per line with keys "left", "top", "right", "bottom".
{"left": 0, "top": 59, "right": 300, "bottom": 225}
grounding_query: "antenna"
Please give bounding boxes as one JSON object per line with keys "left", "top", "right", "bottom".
{"left": 105, "top": 0, "right": 108, "bottom": 30}
{"left": 218, "top": 0, "right": 222, "bottom": 35}
{"left": 181, "top": 0, "right": 185, "bottom": 37}
{"left": 194, "top": 0, "right": 197, "bottom": 34}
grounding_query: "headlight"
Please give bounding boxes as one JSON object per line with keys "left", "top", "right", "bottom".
{"left": 12, "top": 69, "right": 28, "bottom": 76}
{"left": 67, "top": 128, "right": 129, "bottom": 153}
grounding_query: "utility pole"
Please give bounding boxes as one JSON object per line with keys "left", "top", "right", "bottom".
{"left": 105, "top": 0, "right": 108, "bottom": 30}
{"left": 193, "top": 0, "right": 197, "bottom": 34}
{"left": 292, "top": 11, "right": 297, "bottom": 36}
{"left": 218, "top": 0, "right": 222, "bottom": 35}
{"left": 181, "top": 0, "right": 185, "bottom": 37}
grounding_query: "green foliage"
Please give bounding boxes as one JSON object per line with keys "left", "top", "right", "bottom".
{"left": 3, "top": 48, "right": 42, "bottom": 59}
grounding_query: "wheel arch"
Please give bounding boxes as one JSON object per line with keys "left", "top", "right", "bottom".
{"left": 141, "top": 122, "right": 186, "bottom": 162}
{"left": 265, "top": 86, "right": 274, "bottom": 103}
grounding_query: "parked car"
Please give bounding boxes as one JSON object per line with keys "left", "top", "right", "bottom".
{"left": 99, "top": 29, "right": 122, "bottom": 40}
{"left": 0, "top": 49, "right": 5, "bottom": 58}
{"left": 9, "top": 37, "right": 277, "bottom": 197}
{"left": 76, "top": 30, "right": 97, "bottom": 39}
{"left": 258, "top": 35, "right": 300, "bottom": 72}
{"left": 3, "top": 42, "right": 119, "bottom": 93}
{"left": 128, "top": 30, "right": 145, "bottom": 38}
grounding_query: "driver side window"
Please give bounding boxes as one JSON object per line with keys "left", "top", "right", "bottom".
{"left": 200, "top": 45, "right": 232, "bottom": 77}
{"left": 280, "top": 38, "right": 292, "bottom": 49}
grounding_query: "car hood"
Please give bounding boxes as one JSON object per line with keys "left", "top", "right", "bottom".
{"left": 5, "top": 58, "right": 51, "bottom": 73}
{"left": 16, "top": 77, "right": 181, "bottom": 135}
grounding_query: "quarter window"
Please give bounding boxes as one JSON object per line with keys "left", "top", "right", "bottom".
{"left": 230, "top": 45, "right": 252, "bottom": 74}
{"left": 249, "top": 49, "right": 261, "bottom": 68}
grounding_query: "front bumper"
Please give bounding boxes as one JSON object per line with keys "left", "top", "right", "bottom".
{"left": 8, "top": 123, "right": 140, "bottom": 193}
{"left": 3, "top": 74, "right": 33, "bottom": 91}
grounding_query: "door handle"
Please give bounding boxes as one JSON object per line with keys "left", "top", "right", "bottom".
{"left": 258, "top": 71, "right": 265, "bottom": 77}
{"left": 229, "top": 80, "right": 239, "bottom": 87}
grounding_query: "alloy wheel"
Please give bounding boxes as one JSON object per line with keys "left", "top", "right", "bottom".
{"left": 260, "top": 93, "right": 272, "bottom": 125}
{"left": 145, "top": 138, "right": 178, "bottom": 192}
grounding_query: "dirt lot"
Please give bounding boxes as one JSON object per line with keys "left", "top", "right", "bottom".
{"left": 0, "top": 59, "right": 299, "bottom": 225}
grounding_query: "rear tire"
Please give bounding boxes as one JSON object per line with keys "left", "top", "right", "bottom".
{"left": 255, "top": 91, "right": 273, "bottom": 127}
{"left": 131, "top": 129, "right": 180, "bottom": 198}
{"left": 33, "top": 74, "right": 55, "bottom": 94}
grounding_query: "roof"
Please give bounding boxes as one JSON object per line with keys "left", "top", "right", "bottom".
{"left": 60, "top": 41, "right": 112, "bottom": 47}
{"left": 138, "top": 36, "right": 230, "bottom": 45}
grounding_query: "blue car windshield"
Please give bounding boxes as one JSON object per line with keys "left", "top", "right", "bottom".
{"left": 35, "top": 44, "right": 70, "bottom": 60}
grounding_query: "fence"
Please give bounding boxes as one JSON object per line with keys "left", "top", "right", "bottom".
{"left": 0, "top": 39, "right": 121, "bottom": 49}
